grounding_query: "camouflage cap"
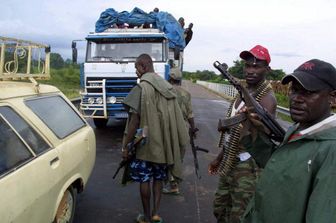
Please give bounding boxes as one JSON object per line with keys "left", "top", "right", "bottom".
{"left": 170, "top": 67, "right": 182, "bottom": 80}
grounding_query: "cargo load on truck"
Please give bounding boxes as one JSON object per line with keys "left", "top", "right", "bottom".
{"left": 95, "top": 7, "right": 185, "bottom": 50}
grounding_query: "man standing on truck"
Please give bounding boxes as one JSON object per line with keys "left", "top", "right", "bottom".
{"left": 184, "top": 23, "right": 193, "bottom": 47}
{"left": 163, "top": 67, "right": 198, "bottom": 195}
{"left": 178, "top": 17, "right": 185, "bottom": 28}
{"left": 122, "top": 54, "right": 188, "bottom": 223}
{"left": 208, "top": 45, "right": 277, "bottom": 223}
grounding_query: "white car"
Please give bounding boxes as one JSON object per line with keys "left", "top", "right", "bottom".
{"left": 0, "top": 81, "right": 96, "bottom": 223}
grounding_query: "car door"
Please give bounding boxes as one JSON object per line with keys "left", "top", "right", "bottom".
{"left": 0, "top": 106, "right": 62, "bottom": 223}
{"left": 24, "top": 95, "right": 93, "bottom": 186}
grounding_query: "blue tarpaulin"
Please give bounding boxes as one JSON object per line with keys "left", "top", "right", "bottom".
{"left": 95, "top": 7, "right": 185, "bottom": 49}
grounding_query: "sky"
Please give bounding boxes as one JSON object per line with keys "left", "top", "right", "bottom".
{"left": 1, "top": 0, "right": 336, "bottom": 73}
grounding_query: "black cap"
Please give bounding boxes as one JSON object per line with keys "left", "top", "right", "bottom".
{"left": 282, "top": 59, "right": 336, "bottom": 91}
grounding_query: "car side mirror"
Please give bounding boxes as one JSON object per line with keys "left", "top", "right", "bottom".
{"left": 72, "top": 41, "right": 77, "bottom": 64}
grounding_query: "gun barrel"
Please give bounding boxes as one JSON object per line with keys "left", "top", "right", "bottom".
{"left": 112, "top": 167, "right": 122, "bottom": 179}
{"left": 213, "top": 61, "right": 228, "bottom": 71}
{"left": 112, "top": 160, "right": 126, "bottom": 179}
{"left": 196, "top": 147, "right": 209, "bottom": 153}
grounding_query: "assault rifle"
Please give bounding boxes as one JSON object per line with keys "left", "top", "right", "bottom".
{"left": 112, "top": 127, "right": 148, "bottom": 179}
{"left": 213, "top": 61, "right": 285, "bottom": 142}
{"left": 190, "top": 128, "right": 209, "bottom": 179}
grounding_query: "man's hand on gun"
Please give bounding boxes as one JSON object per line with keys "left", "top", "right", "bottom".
{"left": 208, "top": 147, "right": 224, "bottom": 176}
{"left": 208, "top": 158, "right": 221, "bottom": 175}
{"left": 122, "top": 147, "right": 129, "bottom": 161}
{"left": 238, "top": 106, "right": 271, "bottom": 135}
{"left": 113, "top": 127, "right": 148, "bottom": 180}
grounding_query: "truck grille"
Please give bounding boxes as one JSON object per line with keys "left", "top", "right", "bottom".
{"left": 86, "top": 77, "right": 137, "bottom": 94}
{"left": 80, "top": 77, "right": 137, "bottom": 118}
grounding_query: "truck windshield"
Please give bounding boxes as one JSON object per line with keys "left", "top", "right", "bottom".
{"left": 86, "top": 41, "right": 166, "bottom": 63}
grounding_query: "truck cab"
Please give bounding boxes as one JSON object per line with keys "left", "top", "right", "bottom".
{"left": 80, "top": 28, "right": 182, "bottom": 128}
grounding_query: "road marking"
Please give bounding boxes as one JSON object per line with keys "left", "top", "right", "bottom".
{"left": 194, "top": 173, "right": 202, "bottom": 223}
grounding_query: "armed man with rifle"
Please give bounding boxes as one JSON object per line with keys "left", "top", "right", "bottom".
{"left": 120, "top": 54, "right": 189, "bottom": 223}
{"left": 208, "top": 45, "right": 278, "bottom": 223}
{"left": 242, "top": 59, "right": 336, "bottom": 223}
{"left": 163, "top": 66, "right": 208, "bottom": 195}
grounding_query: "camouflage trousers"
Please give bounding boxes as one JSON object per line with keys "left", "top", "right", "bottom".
{"left": 213, "top": 158, "right": 260, "bottom": 223}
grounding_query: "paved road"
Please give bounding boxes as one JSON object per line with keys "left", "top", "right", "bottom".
{"left": 73, "top": 81, "right": 287, "bottom": 223}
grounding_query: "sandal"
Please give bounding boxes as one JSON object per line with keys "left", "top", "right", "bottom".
{"left": 136, "top": 214, "right": 150, "bottom": 223}
{"left": 152, "top": 214, "right": 163, "bottom": 223}
{"left": 162, "top": 187, "right": 180, "bottom": 195}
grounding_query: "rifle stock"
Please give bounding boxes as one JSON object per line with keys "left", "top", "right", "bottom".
{"left": 213, "top": 61, "right": 285, "bottom": 142}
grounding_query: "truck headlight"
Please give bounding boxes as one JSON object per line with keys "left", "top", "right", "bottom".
{"left": 107, "top": 96, "right": 117, "bottom": 104}
{"left": 96, "top": 97, "right": 103, "bottom": 104}
{"left": 88, "top": 97, "right": 95, "bottom": 104}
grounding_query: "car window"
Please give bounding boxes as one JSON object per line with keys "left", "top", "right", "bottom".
{"left": 0, "top": 106, "right": 50, "bottom": 154}
{"left": 0, "top": 115, "right": 33, "bottom": 176}
{"left": 25, "top": 95, "right": 86, "bottom": 139}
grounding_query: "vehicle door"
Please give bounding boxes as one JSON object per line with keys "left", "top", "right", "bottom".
{"left": 24, "top": 95, "right": 93, "bottom": 189}
{"left": 0, "top": 106, "right": 62, "bottom": 223}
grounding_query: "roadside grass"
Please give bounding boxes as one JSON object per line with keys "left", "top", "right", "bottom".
{"left": 40, "top": 66, "right": 80, "bottom": 99}
{"left": 277, "top": 112, "right": 293, "bottom": 123}
{"left": 274, "top": 93, "right": 294, "bottom": 123}
{"left": 275, "top": 93, "right": 289, "bottom": 108}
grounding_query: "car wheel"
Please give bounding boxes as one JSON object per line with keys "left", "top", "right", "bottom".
{"left": 93, "top": 118, "right": 108, "bottom": 128}
{"left": 54, "top": 186, "right": 77, "bottom": 223}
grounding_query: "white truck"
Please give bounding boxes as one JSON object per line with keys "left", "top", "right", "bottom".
{"left": 77, "top": 27, "right": 183, "bottom": 128}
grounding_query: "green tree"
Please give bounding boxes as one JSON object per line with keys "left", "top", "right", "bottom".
{"left": 50, "top": 53, "right": 65, "bottom": 69}
{"left": 195, "top": 70, "right": 217, "bottom": 80}
{"left": 183, "top": 70, "right": 217, "bottom": 81}
{"left": 228, "top": 60, "right": 244, "bottom": 79}
{"left": 268, "top": 69, "right": 286, "bottom": 80}
{"left": 65, "top": 58, "right": 72, "bottom": 65}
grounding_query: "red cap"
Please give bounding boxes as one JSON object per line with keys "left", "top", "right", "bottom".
{"left": 240, "top": 45, "right": 271, "bottom": 64}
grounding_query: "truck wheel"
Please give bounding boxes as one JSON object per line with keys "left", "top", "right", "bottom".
{"left": 93, "top": 118, "right": 108, "bottom": 128}
{"left": 54, "top": 186, "right": 77, "bottom": 223}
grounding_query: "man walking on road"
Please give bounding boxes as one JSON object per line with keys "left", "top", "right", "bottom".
{"left": 122, "top": 54, "right": 189, "bottom": 223}
{"left": 242, "top": 59, "right": 336, "bottom": 223}
{"left": 208, "top": 45, "right": 277, "bottom": 223}
{"left": 163, "top": 67, "right": 198, "bottom": 195}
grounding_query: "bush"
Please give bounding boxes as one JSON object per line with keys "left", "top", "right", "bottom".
{"left": 275, "top": 93, "right": 289, "bottom": 108}
{"left": 40, "top": 65, "right": 80, "bottom": 99}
